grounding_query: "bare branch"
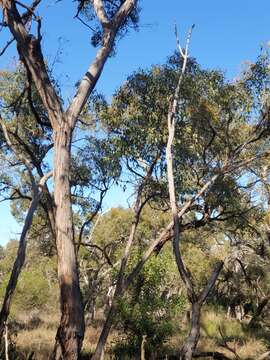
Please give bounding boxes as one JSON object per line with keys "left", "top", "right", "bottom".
{"left": 198, "top": 261, "right": 224, "bottom": 304}
{"left": 0, "top": 36, "right": 14, "bottom": 56}
{"left": 166, "top": 25, "right": 195, "bottom": 299}
{"left": 66, "top": 0, "right": 137, "bottom": 126}
{"left": 0, "top": 118, "right": 36, "bottom": 191}
{"left": 1, "top": 0, "right": 63, "bottom": 128}
{"left": 77, "top": 188, "right": 107, "bottom": 252}
{"left": 92, "top": 0, "right": 109, "bottom": 27}
{"left": 124, "top": 171, "right": 220, "bottom": 290}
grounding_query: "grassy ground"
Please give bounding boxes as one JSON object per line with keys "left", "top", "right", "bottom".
{"left": 5, "top": 309, "right": 269, "bottom": 359}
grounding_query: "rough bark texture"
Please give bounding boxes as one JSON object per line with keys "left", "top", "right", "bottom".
{"left": 0, "top": 0, "right": 138, "bottom": 357}
{"left": 51, "top": 123, "right": 84, "bottom": 359}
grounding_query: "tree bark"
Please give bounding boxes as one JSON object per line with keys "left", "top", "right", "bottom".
{"left": 51, "top": 122, "right": 85, "bottom": 359}
{"left": 179, "top": 262, "right": 223, "bottom": 360}
{"left": 179, "top": 302, "right": 201, "bottom": 360}
{"left": 140, "top": 335, "right": 147, "bottom": 360}
{"left": 91, "top": 305, "right": 115, "bottom": 360}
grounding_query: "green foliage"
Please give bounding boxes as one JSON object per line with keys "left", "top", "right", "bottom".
{"left": 1, "top": 41, "right": 270, "bottom": 360}
{"left": 112, "top": 251, "right": 185, "bottom": 357}
{"left": 0, "top": 241, "right": 58, "bottom": 314}
{"left": 201, "top": 310, "right": 245, "bottom": 342}
{"left": 77, "top": 0, "right": 140, "bottom": 47}
{"left": 92, "top": 52, "right": 269, "bottom": 234}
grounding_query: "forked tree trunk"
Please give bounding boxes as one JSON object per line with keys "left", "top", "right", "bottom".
{"left": 0, "top": 1, "right": 138, "bottom": 357}
{"left": 178, "top": 261, "right": 223, "bottom": 360}
{"left": 52, "top": 122, "right": 85, "bottom": 359}
{"left": 179, "top": 302, "right": 201, "bottom": 360}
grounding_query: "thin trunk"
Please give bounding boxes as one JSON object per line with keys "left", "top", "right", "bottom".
{"left": 140, "top": 335, "right": 147, "bottom": 360}
{"left": 52, "top": 123, "right": 85, "bottom": 360}
{"left": 4, "top": 322, "right": 9, "bottom": 360}
{"left": 179, "top": 302, "right": 201, "bottom": 360}
{"left": 0, "top": 192, "right": 41, "bottom": 337}
{"left": 91, "top": 160, "right": 157, "bottom": 359}
{"left": 91, "top": 219, "right": 139, "bottom": 360}
{"left": 91, "top": 305, "right": 115, "bottom": 360}
{"left": 180, "top": 262, "right": 223, "bottom": 359}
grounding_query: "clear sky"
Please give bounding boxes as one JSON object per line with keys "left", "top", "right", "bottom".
{"left": 0, "top": 0, "right": 270, "bottom": 244}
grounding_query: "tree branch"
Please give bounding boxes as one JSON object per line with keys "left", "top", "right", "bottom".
{"left": 1, "top": 0, "right": 63, "bottom": 128}
{"left": 166, "top": 24, "right": 195, "bottom": 300}
{"left": 66, "top": 0, "right": 137, "bottom": 127}
{"left": 0, "top": 170, "right": 52, "bottom": 338}
{"left": 198, "top": 261, "right": 224, "bottom": 304}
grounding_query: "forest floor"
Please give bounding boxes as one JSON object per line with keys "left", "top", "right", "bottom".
{"left": 6, "top": 310, "right": 269, "bottom": 359}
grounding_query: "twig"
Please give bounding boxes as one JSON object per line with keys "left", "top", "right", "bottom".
{"left": 0, "top": 37, "right": 14, "bottom": 56}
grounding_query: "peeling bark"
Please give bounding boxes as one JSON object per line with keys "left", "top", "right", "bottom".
{"left": 51, "top": 123, "right": 84, "bottom": 359}
{"left": 0, "top": 0, "right": 138, "bottom": 357}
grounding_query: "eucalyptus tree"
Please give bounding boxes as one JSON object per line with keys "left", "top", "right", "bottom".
{"left": 164, "top": 46, "right": 270, "bottom": 358}
{"left": 0, "top": 64, "right": 123, "bottom": 360}
{"left": 0, "top": 0, "right": 139, "bottom": 355}
{"left": 88, "top": 49, "right": 270, "bottom": 358}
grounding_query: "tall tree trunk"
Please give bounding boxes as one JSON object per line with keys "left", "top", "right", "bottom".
{"left": 179, "top": 302, "right": 201, "bottom": 360}
{"left": 91, "top": 306, "right": 115, "bottom": 360}
{"left": 1, "top": 1, "right": 137, "bottom": 357}
{"left": 52, "top": 122, "right": 85, "bottom": 359}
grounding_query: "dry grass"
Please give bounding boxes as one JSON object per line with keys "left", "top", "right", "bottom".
{"left": 10, "top": 311, "right": 59, "bottom": 359}
{"left": 198, "top": 310, "right": 268, "bottom": 359}
{"left": 15, "top": 327, "right": 55, "bottom": 359}
{"left": 6, "top": 308, "right": 269, "bottom": 359}
{"left": 12, "top": 311, "right": 113, "bottom": 359}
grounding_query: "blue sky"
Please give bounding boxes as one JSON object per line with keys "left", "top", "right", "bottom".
{"left": 0, "top": 0, "right": 270, "bottom": 244}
